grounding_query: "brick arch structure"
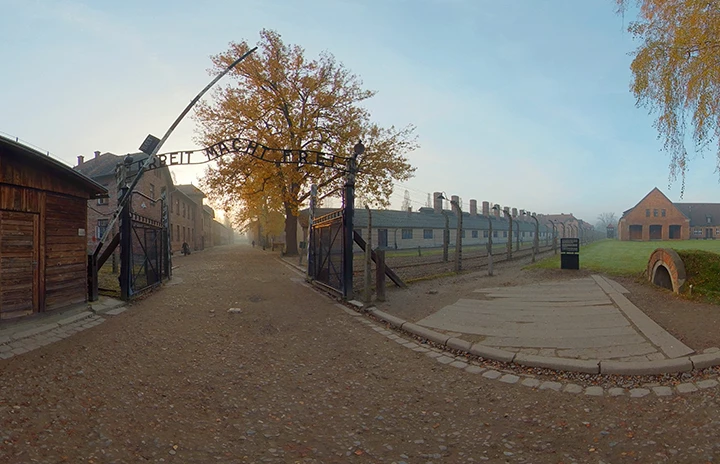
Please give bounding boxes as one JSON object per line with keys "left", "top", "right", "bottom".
{"left": 647, "top": 248, "right": 686, "bottom": 294}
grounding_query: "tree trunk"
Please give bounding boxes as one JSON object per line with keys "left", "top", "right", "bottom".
{"left": 284, "top": 203, "right": 299, "bottom": 256}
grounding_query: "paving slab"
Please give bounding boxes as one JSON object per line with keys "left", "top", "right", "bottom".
{"left": 412, "top": 275, "right": 702, "bottom": 373}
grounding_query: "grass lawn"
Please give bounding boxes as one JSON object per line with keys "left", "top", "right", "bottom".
{"left": 530, "top": 239, "right": 720, "bottom": 276}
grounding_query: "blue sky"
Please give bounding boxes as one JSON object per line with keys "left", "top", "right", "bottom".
{"left": 2, "top": 0, "right": 719, "bottom": 225}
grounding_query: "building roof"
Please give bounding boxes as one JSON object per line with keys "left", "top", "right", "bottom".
{"left": 0, "top": 135, "right": 107, "bottom": 198}
{"left": 620, "top": 187, "right": 676, "bottom": 217}
{"left": 673, "top": 203, "right": 720, "bottom": 227}
{"left": 203, "top": 205, "right": 215, "bottom": 218}
{"left": 176, "top": 184, "right": 206, "bottom": 199}
{"left": 73, "top": 152, "right": 122, "bottom": 178}
{"left": 300, "top": 207, "right": 546, "bottom": 233}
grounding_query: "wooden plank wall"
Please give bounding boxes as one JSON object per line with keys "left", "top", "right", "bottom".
{"left": 44, "top": 194, "right": 87, "bottom": 311}
{"left": 0, "top": 156, "right": 90, "bottom": 199}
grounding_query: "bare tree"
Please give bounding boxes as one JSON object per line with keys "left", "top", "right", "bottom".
{"left": 596, "top": 212, "right": 617, "bottom": 230}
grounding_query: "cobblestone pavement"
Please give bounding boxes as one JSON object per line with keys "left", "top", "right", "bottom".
{"left": 0, "top": 244, "right": 718, "bottom": 463}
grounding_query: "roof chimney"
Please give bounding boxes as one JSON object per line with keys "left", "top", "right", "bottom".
{"left": 433, "top": 191, "right": 442, "bottom": 214}
{"left": 469, "top": 199, "right": 477, "bottom": 216}
{"left": 94, "top": 150, "right": 101, "bottom": 159}
{"left": 482, "top": 201, "right": 490, "bottom": 216}
{"left": 77, "top": 155, "right": 84, "bottom": 166}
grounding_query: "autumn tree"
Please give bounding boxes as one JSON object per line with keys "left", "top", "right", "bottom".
{"left": 616, "top": 1, "right": 720, "bottom": 192}
{"left": 195, "top": 30, "right": 417, "bottom": 255}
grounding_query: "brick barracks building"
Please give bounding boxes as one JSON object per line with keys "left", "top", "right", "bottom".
{"left": 617, "top": 187, "right": 720, "bottom": 241}
{"left": 74, "top": 152, "right": 231, "bottom": 255}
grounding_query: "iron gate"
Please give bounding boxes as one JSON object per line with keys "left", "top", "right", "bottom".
{"left": 118, "top": 191, "right": 170, "bottom": 300}
{"left": 308, "top": 209, "right": 344, "bottom": 294}
{"left": 128, "top": 212, "right": 165, "bottom": 294}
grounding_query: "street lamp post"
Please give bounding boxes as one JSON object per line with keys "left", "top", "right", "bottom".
{"left": 438, "top": 193, "right": 462, "bottom": 272}
{"left": 523, "top": 211, "right": 540, "bottom": 263}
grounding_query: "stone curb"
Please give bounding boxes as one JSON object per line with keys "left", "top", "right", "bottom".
{"left": 515, "top": 354, "right": 600, "bottom": 374}
{"left": 690, "top": 352, "right": 720, "bottom": 370}
{"left": 600, "top": 358, "right": 693, "bottom": 375}
{"left": 368, "top": 308, "right": 720, "bottom": 376}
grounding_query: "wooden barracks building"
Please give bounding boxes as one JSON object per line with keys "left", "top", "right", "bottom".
{"left": 617, "top": 187, "right": 720, "bottom": 241}
{"left": 0, "top": 136, "right": 106, "bottom": 319}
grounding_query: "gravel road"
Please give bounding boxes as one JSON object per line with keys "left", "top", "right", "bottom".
{"left": 0, "top": 244, "right": 718, "bottom": 463}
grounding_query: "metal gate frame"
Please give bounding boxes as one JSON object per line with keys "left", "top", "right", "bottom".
{"left": 119, "top": 190, "right": 170, "bottom": 300}
{"left": 308, "top": 209, "right": 344, "bottom": 295}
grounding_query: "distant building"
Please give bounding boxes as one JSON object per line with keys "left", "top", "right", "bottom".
{"left": 606, "top": 223, "right": 616, "bottom": 239}
{"left": 617, "top": 187, "right": 691, "bottom": 240}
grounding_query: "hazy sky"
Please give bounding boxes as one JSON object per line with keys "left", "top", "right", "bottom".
{"left": 2, "top": 0, "right": 719, "bottom": 224}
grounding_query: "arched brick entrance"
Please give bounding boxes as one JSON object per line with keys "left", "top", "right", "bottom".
{"left": 647, "top": 248, "right": 686, "bottom": 294}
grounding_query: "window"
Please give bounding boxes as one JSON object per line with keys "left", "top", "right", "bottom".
{"left": 653, "top": 209, "right": 658, "bottom": 217}
{"left": 503, "top": 231, "right": 507, "bottom": 238}
{"left": 694, "top": 228, "right": 703, "bottom": 236}
{"left": 96, "top": 219, "right": 109, "bottom": 239}
{"left": 493, "top": 231, "right": 498, "bottom": 238}
{"left": 401, "top": 229, "right": 413, "bottom": 239}
{"left": 182, "top": 202, "right": 186, "bottom": 218}
{"left": 472, "top": 230, "right": 478, "bottom": 238}
{"left": 661, "top": 209, "right": 666, "bottom": 217}
{"left": 707, "top": 216, "right": 713, "bottom": 224}
{"left": 483, "top": 230, "right": 489, "bottom": 238}
{"left": 183, "top": 227, "right": 186, "bottom": 240}
{"left": 175, "top": 199, "right": 180, "bottom": 214}
{"left": 149, "top": 183, "right": 155, "bottom": 199}
{"left": 423, "top": 229, "right": 433, "bottom": 239}
{"left": 646, "top": 209, "right": 650, "bottom": 217}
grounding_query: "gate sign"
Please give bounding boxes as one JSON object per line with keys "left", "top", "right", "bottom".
{"left": 560, "top": 238, "right": 580, "bottom": 253}
{"left": 139, "top": 136, "right": 350, "bottom": 172}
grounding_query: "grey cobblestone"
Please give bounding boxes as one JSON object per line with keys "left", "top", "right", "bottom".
{"left": 608, "top": 388, "right": 626, "bottom": 397}
{"left": 676, "top": 383, "right": 698, "bottom": 394}
{"left": 585, "top": 386, "right": 604, "bottom": 397}
{"left": 425, "top": 351, "right": 442, "bottom": 359}
{"left": 465, "top": 365, "right": 486, "bottom": 375}
{"left": 538, "top": 381, "right": 561, "bottom": 391}
{"left": 449, "top": 361, "right": 468, "bottom": 369}
{"left": 652, "top": 386, "right": 673, "bottom": 396}
{"left": 436, "top": 355, "right": 454, "bottom": 365}
{"left": 630, "top": 388, "right": 651, "bottom": 398}
{"left": 696, "top": 379, "right": 718, "bottom": 389}
{"left": 482, "top": 370, "right": 502, "bottom": 380}
{"left": 563, "top": 384, "right": 583, "bottom": 394}
{"left": 521, "top": 378, "right": 540, "bottom": 388}
{"left": 499, "top": 374, "right": 519, "bottom": 384}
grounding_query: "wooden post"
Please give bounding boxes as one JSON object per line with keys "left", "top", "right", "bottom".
{"left": 364, "top": 206, "right": 372, "bottom": 303}
{"left": 375, "top": 249, "right": 386, "bottom": 302}
{"left": 87, "top": 253, "right": 98, "bottom": 302}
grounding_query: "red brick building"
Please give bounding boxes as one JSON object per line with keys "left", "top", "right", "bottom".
{"left": 618, "top": 188, "right": 690, "bottom": 241}
{"left": 172, "top": 184, "right": 206, "bottom": 252}
{"left": 74, "top": 151, "right": 173, "bottom": 254}
{"left": 169, "top": 186, "right": 201, "bottom": 254}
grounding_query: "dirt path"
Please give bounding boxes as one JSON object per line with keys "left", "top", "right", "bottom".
{"left": 0, "top": 245, "right": 718, "bottom": 463}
